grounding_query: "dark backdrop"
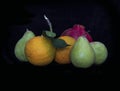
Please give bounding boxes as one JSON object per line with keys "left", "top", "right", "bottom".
{"left": 0, "top": 0, "right": 119, "bottom": 83}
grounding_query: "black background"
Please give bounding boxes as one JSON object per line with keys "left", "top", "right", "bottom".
{"left": 0, "top": 0, "right": 119, "bottom": 83}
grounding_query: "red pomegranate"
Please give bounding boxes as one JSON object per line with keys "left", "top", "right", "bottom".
{"left": 61, "top": 24, "right": 93, "bottom": 42}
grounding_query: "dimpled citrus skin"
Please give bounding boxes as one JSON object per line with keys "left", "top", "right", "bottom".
{"left": 25, "top": 35, "right": 56, "bottom": 66}
{"left": 55, "top": 36, "right": 76, "bottom": 64}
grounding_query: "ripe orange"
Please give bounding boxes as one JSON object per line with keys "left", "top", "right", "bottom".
{"left": 55, "top": 36, "right": 76, "bottom": 64}
{"left": 25, "top": 35, "right": 56, "bottom": 66}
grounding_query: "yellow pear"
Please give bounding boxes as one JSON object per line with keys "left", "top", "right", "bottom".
{"left": 14, "top": 29, "right": 35, "bottom": 62}
{"left": 70, "top": 36, "right": 95, "bottom": 68}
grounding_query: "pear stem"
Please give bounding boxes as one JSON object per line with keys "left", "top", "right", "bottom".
{"left": 44, "top": 14, "right": 53, "bottom": 32}
{"left": 83, "top": 30, "right": 91, "bottom": 37}
{"left": 87, "top": 30, "right": 91, "bottom": 33}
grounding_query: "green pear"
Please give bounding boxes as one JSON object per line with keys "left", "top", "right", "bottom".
{"left": 14, "top": 29, "right": 35, "bottom": 62}
{"left": 90, "top": 41, "right": 108, "bottom": 65}
{"left": 70, "top": 36, "right": 95, "bottom": 68}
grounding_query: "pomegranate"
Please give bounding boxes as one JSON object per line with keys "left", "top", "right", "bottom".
{"left": 61, "top": 24, "right": 93, "bottom": 42}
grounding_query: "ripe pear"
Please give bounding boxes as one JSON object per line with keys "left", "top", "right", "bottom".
{"left": 70, "top": 36, "right": 95, "bottom": 68}
{"left": 14, "top": 29, "right": 35, "bottom": 62}
{"left": 90, "top": 42, "right": 108, "bottom": 65}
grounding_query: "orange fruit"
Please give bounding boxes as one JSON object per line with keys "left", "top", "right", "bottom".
{"left": 25, "top": 35, "right": 56, "bottom": 66}
{"left": 55, "top": 36, "right": 76, "bottom": 64}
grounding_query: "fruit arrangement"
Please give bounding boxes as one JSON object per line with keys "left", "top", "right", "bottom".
{"left": 14, "top": 15, "right": 108, "bottom": 68}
